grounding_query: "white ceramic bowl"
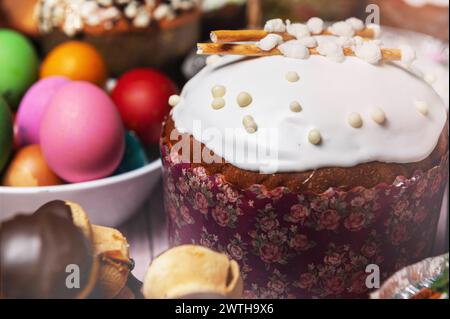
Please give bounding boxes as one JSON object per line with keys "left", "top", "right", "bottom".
{"left": 0, "top": 159, "right": 162, "bottom": 227}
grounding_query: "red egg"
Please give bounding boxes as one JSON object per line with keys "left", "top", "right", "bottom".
{"left": 111, "top": 68, "right": 177, "bottom": 145}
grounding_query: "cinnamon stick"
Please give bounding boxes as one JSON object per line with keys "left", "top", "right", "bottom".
{"left": 211, "top": 28, "right": 377, "bottom": 43}
{"left": 197, "top": 43, "right": 402, "bottom": 62}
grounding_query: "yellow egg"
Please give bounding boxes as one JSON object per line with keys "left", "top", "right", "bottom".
{"left": 2, "top": 145, "right": 63, "bottom": 187}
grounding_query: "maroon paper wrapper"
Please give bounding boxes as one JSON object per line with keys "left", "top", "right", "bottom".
{"left": 162, "top": 143, "right": 449, "bottom": 299}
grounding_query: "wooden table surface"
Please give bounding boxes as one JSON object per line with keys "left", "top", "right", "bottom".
{"left": 119, "top": 178, "right": 169, "bottom": 281}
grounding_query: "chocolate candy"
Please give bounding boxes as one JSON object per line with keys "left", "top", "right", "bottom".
{"left": 0, "top": 201, "right": 94, "bottom": 298}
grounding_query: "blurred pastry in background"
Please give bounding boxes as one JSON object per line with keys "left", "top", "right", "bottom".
{"left": 201, "top": 0, "right": 247, "bottom": 40}
{"left": 371, "top": 0, "right": 449, "bottom": 41}
{"left": 35, "top": 0, "right": 201, "bottom": 75}
{"left": 260, "top": 0, "right": 365, "bottom": 23}
{"left": 0, "top": 0, "right": 40, "bottom": 36}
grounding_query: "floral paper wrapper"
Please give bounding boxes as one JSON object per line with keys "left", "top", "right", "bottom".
{"left": 162, "top": 144, "right": 449, "bottom": 299}
{"left": 371, "top": 254, "right": 449, "bottom": 299}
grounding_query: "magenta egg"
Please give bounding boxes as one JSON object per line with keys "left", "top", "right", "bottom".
{"left": 16, "top": 76, "right": 70, "bottom": 146}
{"left": 40, "top": 81, "right": 125, "bottom": 183}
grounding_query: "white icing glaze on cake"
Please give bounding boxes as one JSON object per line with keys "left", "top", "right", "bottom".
{"left": 171, "top": 55, "right": 447, "bottom": 173}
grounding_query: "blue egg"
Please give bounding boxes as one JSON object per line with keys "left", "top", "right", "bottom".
{"left": 114, "top": 131, "right": 149, "bottom": 175}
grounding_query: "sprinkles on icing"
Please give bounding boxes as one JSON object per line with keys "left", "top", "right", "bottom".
{"left": 286, "top": 71, "right": 300, "bottom": 82}
{"left": 242, "top": 115, "right": 257, "bottom": 134}
{"left": 199, "top": 17, "right": 417, "bottom": 66}
{"left": 212, "top": 97, "right": 225, "bottom": 110}
{"left": 237, "top": 92, "right": 253, "bottom": 108}
{"left": 168, "top": 94, "right": 181, "bottom": 107}
{"left": 168, "top": 20, "right": 446, "bottom": 174}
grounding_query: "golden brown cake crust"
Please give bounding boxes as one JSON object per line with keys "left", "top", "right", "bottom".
{"left": 162, "top": 115, "right": 449, "bottom": 193}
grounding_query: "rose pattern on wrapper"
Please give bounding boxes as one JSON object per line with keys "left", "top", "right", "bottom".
{"left": 162, "top": 144, "right": 449, "bottom": 299}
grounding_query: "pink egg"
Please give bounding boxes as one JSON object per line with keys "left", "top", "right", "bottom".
{"left": 40, "top": 81, "right": 125, "bottom": 183}
{"left": 16, "top": 76, "right": 70, "bottom": 146}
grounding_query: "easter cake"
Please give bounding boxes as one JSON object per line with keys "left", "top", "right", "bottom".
{"left": 35, "top": 0, "right": 201, "bottom": 74}
{"left": 161, "top": 18, "right": 449, "bottom": 298}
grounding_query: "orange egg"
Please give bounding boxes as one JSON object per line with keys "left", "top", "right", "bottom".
{"left": 40, "top": 41, "right": 107, "bottom": 86}
{"left": 2, "top": 144, "right": 63, "bottom": 187}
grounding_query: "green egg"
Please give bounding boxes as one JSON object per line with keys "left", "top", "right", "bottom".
{"left": 0, "top": 96, "right": 13, "bottom": 172}
{"left": 0, "top": 29, "right": 39, "bottom": 109}
{"left": 114, "top": 131, "right": 149, "bottom": 175}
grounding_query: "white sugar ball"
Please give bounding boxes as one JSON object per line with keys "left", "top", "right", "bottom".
{"left": 212, "top": 97, "right": 226, "bottom": 110}
{"left": 330, "top": 21, "right": 355, "bottom": 37}
{"left": 415, "top": 101, "right": 429, "bottom": 116}
{"left": 370, "top": 107, "right": 386, "bottom": 125}
{"left": 286, "top": 22, "right": 310, "bottom": 39}
{"left": 237, "top": 92, "right": 253, "bottom": 108}
{"left": 242, "top": 115, "right": 257, "bottom": 133}
{"left": 264, "top": 18, "right": 286, "bottom": 33}
{"left": 285, "top": 71, "right": 300, "bottom": 82}
{"left": 346, "top": 17, "right": 365, "bottom": 31}
{"left": 290, "top": 101, "right": 302, "bottom": 113}
{"left": 168, "top": 95, "right": 181, "bottom": 107}
{"left": 306, "top": 17, "right": 324, "bottom": 34}
{"left": 212, "top": 85, "right": 226, "bottom": 98}
{"left": 347, "top": 112, "right": 363, "bottom": 128}
{"left": 354, "top": 43, "right": 382, "bottom": 64}
{"left": 278, "top": 41, "right": 310, "bottom": 59}
{"left": 308, "top": 129, "right": 322, "bottom": 145}
{"left": 257, "top": 34, "right": 283, "bottom": 51}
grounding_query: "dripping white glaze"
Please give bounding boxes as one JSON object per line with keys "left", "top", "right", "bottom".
{"left": 171, "top": 55, "right": 447, "bottom": 173}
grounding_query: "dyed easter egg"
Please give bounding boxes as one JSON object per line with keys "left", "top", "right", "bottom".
{"left": 2, "top": 144, "right": 63, "bottom": 187}
{"left": 40, "top": 41, "right": 107, "bottom": 87}
{"left": 0, "top": 29, "right": 39, "bottom": 109}
{"left": 16, "top": 76, "right": 70, "bottom": 146}
{"left": 0, "top": 97, "right": 13, "bottom": 172}
{"left": 114, "top": 131, "right": 149, "bottom": 175}
{"left": 40, "top": 82, "right": 125, "bottom": 183}
{"left": 111, "top": 68, "right": 177, "bottom": 145}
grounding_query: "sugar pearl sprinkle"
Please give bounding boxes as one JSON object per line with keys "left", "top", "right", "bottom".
{"left": 278, "top": 41, "right": 310, "bottom": 59}
{"left": 242, "top": 115, "right": 258, "bottom": 134}
{"left": 286, "top": 21, "right": 311, "bottom": 39}
{"left": 168, "top": 94, "right": 181, "bottom": 107}
{"left": 212, "top": 85, "right": 226, "bottom": 98}
{"left": 329, "top": 21, "right": 355, "bottom": 38}
{"left": 308, "top": 129, "right": 322, "bottom": 145}
{"left": 354, "top": 43, "right": 382, "bottom": 64}
{"left": 347, "top": 112, "right": 363, "bottom": 128}
{"left": 237, "top": 92, "right": 253, "bottom": 108}
{"left": 264, "top": 18, "right": 286, "bottom": 33}
{"left": 370, "top": 107, "right": 386, "bottom": 125}
{"left": 415, "top": 101, "right": 429, "bottom": 116}
{"left": 212, "top": 97, "right": 226, "bottom": 110}
{"left": 257, "top": 34, "right": 284, "bottom": 51}
{"left": 290, "top": 101, "right": 302, "bottom": 113}
{"left": 285, "top": 71, "right": 300, "bottom": 82}
{"left": 306, "top": 17, "right": 324, "bottom": 34}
